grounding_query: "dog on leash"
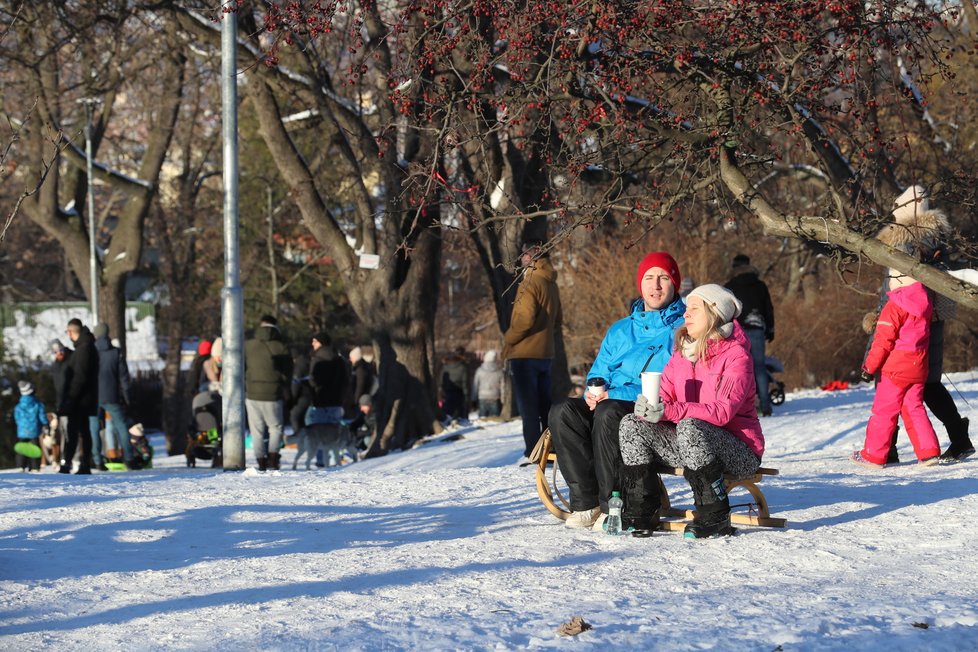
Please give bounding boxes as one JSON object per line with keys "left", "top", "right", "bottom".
{"left": 40, "top": 412, "right": 61, "bottom": 467}
{"left": 292, "top": 423, "right": 355, "bottom": 470}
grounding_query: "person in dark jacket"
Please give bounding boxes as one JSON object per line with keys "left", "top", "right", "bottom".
{"left": 549, "top": 252, "right": 685, "bottom": 530}
{"left": 304, "top": 332, "right": 350, "bottom": 467}
{"left": 725, "top": 254, "right": 776, "bottom": 416}
{"left": 59, "top": 318, "right": 99, "bottom": 474}
{"left": 244, "top": 315, "right": 294, "bottom": 470}
{"left": 308, "top": 332, "right": 349, "bottom": 417}
{"left": 89, "top": 323, "right": 136, "bottom": 469}
{"left": 49, "top": 339, "right": 72, "bottom": 462}
{"left": 440, "top": 347, "right": 470, "bottom": 423}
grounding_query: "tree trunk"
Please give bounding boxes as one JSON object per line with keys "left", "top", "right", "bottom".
{"left": 160, "top": 326, "right": 187, "bottom": 456}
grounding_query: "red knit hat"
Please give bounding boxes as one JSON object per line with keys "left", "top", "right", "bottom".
{"left": 635, "top": 252, "right": 681, "bottom": 295}
{"left": 197, "top": 340, "right": 212, "bottom": 356}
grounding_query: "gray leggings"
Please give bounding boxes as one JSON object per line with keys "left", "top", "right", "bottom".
{"left": 619, "top": 414, "right": 760, "bottom": 477}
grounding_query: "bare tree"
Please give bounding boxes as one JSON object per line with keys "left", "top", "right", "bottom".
{"left": 1, "top": 3, "right": 185, "bottom": 347}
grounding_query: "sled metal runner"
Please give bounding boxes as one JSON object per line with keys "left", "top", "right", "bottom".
{"left": 532, "top": 429, "right": 787, "bottom": 532}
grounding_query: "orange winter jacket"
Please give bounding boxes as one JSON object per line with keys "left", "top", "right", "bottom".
{"left": 502, "top": 258, "right": 562, "bottom": 360}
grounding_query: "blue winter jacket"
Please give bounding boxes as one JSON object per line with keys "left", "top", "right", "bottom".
{"left": 586, "top": 297, "right": 686, "bottom": 401}
{"left": 15, "top": 394, "right": 48, "bottom": 440}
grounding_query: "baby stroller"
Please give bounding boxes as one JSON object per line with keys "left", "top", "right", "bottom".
{"left": 765, "top": 356, "right": 786, "bottom": 406}
{"left": 186, "top": 390, "right": 223, "bottom": 468}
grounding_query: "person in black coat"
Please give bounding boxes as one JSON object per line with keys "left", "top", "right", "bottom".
{"left": 59, "top": 318, "right": 99, "bottom": 474}
{"left": 725, "top": 254, "right": 776, "bottom": 416}
{"left": 49, "top": 339, "right": 73, "bottom": 458}
{"left": 309, "top": 333, "right": 349, "bottom": 413}
{"left": 91, "top": 323, "right": 136, "bottom": 468}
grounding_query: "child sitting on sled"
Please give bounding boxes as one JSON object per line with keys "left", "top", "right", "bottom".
{"left": 14, "top": 380, "right": 48, "bottom": 472}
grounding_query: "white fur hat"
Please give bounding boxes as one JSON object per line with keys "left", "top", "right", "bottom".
{"left": 484, "top": 350, "right": 497, "bottom": 363}
{"left": 891, "top": 185, "right": 929, "bottom": 224}
{"left": 688, "top": 284, "right": 743, "bottom": 338}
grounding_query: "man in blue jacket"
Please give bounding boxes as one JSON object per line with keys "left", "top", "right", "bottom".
{"left": 549, "top": 252, "right": 685, "bottom": 530}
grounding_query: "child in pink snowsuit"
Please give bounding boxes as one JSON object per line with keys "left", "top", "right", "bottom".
{"left": 856, "top": 272, "right": 940, "bottom": 466}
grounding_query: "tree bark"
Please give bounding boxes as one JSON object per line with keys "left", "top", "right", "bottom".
{"left": 719, "top": 147, "right": 978, "bottom": 311}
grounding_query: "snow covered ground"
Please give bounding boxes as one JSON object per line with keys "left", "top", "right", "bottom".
{"left": 2, "top": 371, "right": 978, "bottom": 651}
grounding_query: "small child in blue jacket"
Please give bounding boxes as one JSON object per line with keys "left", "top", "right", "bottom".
{"left": 15, "top": 380, "right": 48, "bottom": 472}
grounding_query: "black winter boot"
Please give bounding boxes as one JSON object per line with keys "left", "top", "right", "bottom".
{"left": 620, "top": 463, "right": 661, "bottom": 538}
{"left": 941, "top": 417, "right": 975, "bottom": 461}
{"left": 268, "top": 452, "right": 281, "bottom": 470}
{"left": 683, "top": 461, "right": 733, "bottom": 539}
{"left": 257, "top": 455, "right": 268, "bottom": 471}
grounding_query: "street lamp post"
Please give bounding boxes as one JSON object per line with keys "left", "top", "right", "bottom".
{"left": 79, "top": 98, "right": 100, "bottom": 322}
{"left": 220, "top": 8, "right": 246, "bottom": 470}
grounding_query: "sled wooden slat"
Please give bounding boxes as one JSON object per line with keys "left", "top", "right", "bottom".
{"left": 534, "top": 429, "right": 787, "bottom": 531}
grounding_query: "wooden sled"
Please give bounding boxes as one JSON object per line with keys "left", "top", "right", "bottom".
{"left": 532, "top": 428, "right": 787, "bottom": 531}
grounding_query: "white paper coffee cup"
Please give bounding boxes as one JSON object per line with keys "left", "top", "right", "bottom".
{"left": 641, "top": 371, "right": 661, "bottom": 404}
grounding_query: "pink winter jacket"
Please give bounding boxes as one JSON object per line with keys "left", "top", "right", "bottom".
{"left": 863, "top": 281, "right": 932, "bottom": 387}
{"left": 659, "top": 322, "right": 765, "bottom": 459}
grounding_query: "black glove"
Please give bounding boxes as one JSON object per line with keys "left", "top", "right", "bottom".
{"left": 859, "top": 370, "right": 874, "bottom": 383}
{"left": 633, "top": 394, "right": 665, "bottom": 423}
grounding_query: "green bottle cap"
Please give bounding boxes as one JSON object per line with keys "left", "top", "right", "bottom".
{"left": 611, "top": 491, "right": 621, "bottom": 497}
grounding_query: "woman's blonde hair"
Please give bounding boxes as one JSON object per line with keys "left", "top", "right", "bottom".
{"left": 674, "top": 298, "right": 725, "bottom": 362}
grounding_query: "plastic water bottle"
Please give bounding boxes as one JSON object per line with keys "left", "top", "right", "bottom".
{"left": 606, "top": 491, "right": 623, "bottom": 536}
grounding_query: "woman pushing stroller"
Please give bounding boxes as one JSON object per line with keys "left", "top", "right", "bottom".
{"left": 617, "top": 284, "right": 765, "bottom": 539}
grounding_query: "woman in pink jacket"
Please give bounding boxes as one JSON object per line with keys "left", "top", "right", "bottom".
{"left": 853, "top": 271, "right": 940, "bottom": 467}
{"left": 618, "top": 284, "right": 764, "bottom": 539}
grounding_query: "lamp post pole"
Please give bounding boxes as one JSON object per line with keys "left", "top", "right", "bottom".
{"left": 220, "top": 8, "right": 246, "bottom": 470}
{"left": 80, "top": 98, "right": 100, "bottom": 323}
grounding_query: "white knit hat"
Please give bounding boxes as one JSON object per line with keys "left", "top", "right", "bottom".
{"left": 18, "top": 380, "right": 34, "bottom": 395}
{"left": 891, "top": 185, "right": 929, "bottom": 224}
{"left": 483, "top": 350, "right": 497, "bottom": 363}
{"left": 688, "top": 284, "right": 743, "bottom": 337}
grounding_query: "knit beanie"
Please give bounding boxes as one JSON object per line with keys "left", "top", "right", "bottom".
{"left": 688, "top": 284, "right": 742, "bottom": 338}
{"left": 93, "top": 322, "right": 109, "bottom": 339}
{"left": 313, "top": 332, "right": 331, "bottom": 347}
{"left": 483, "top": 350, "right": 497, "bottom": 363}
{"left": 197, "top": 340, "right": 212, "bottom": 356}
{"left": 891, "top": 185, "right": 929, "bottom": 224}
{"left": 50, "top": 339, "right": 66, "bottom": 354}
{"left": 18, "top": 380, "right": 35, "bottom": 395}
{"left": 211, "top": 337, "right": 223, "bottom": 360}
{"left": 635, "top": 252, "right": 681, "bottom": 295}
